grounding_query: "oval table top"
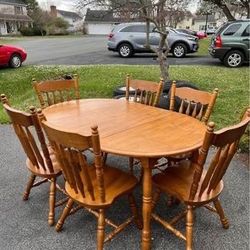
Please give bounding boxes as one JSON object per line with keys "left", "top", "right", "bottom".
{"left": 43, "top": 99, "right": 206, "bottom": 158}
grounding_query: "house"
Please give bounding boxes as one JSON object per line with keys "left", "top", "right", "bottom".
{"left": 50, "top": 5, "right": 83, "bottom": 32}
{"left": 84, "top": 8, "right": 143, "bottom": 35}
{"left": 84, "top": 8, "right": 220, "bottom": 35}
{"left": 0, "top": 0, "right": 32, "bottom": 35}
{"left": 84, "top": 9, "right": 120, "bottom": 35}
{"left": 192, "top": 14, "right": 217, "bottom": 32}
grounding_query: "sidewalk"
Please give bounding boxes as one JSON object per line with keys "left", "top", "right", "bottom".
{"left": 0, "top": 125, "right": 249, "bottom": 250}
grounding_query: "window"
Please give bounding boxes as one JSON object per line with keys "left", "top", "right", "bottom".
{"left": 242, "top": 25, "right": 249, "bottom": 37}
{"left": 15, "top": 6, "right": 23, "bottom": 15}
{"left": 121, "top": 25, "right": 146, "bottom": 33}
{"left": 120, "top": 26, "right": 133, "bottom": 32}
{"left": 223, "top": 23, "right": 241, "bottom": 36}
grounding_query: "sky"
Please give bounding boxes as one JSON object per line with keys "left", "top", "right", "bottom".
{"left": 37, "top": 0, "right": 77, "bottom": 11}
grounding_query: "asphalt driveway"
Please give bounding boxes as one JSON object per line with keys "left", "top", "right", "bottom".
{"left": 0, "top": 124, "right": 249, "bottom": 250}
{"left": 10, "top": 36, "right": 220, "bottom": 66}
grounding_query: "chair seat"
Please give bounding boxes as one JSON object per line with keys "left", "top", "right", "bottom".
{"left": 26, "top": 149, "right": 62, "bottom": 178}
{"left": 65, "top": 166, "right": 138, "bottom": 208}
{"left": 152, "top": 160, "right": 224, "bottom": 205}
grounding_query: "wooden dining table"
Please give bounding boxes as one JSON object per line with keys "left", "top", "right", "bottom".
{"left": 43, "top": 98, "right": 206, "bottom": 250}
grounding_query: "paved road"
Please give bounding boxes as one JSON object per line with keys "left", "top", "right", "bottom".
{"left": 11, "top": 36, "right": 221, "bottom": 66}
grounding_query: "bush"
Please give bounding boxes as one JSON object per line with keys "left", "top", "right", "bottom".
{"left": 47, "top": 17, "right": 69, "bottom": 35}
{"left": 19, "top": 26, "right": 45, "bottom": 36}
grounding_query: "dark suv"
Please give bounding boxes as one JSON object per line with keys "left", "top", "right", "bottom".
{"left": 209, "top": 19, "right": 249, "bottom": 67}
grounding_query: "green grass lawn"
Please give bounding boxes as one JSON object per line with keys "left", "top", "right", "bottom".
{"left": 197, "top": 37, "right": 210, "bottom": 56}
{"left": 0, "top": 65, "right": 249, "bottom": 151}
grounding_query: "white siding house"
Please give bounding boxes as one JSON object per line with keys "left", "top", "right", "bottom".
{"left": 192, "top": 15, "right": 217, "bottom": 32}
{"left": 50, "top": 5, "right": 83, "bottom": 33}
{"left": 0, "top": 0, "right": 32, "bottom": 35}
{"left": 84, "top": 9, "right": 121, "bottom": 35}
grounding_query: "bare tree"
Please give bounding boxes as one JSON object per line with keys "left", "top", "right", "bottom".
{"left": 200, "top": 0, "right": 250, "bottom": 20}
{"left": 75, "top": 0, "right": 191, "bottom": 82}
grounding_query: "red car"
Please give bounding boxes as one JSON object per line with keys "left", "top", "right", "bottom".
{"left": 196, "top": 31, "right": 207, "bottom": 39}
{"left": 0, "top": 44, "right": 27, "bottom": 68}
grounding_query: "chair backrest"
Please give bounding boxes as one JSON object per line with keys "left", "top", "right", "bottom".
{"left": 42, "top": 121, "right": 106, "bottom": 203}
{"left": 125, "top": 75, "right": 163, "bottom": 107}
{"left": 188, "top": 108, "right": 250, "bottom": 201}
{"left": 33, "top": 74, "right": 80, "bottom": 108}
{"left": 169, "top": 81, "right": 218, "bottom": 124}
{"left": 0, "top": 94, "right": 53, "bottom": 173}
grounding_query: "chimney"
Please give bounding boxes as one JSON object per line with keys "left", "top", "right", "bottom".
{"left": 50, "top": 5, "right": 57, "bottom": 17}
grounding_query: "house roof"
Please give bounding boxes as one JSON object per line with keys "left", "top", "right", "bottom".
{"left": 0, "top": 0, "right": 26, "bottom": 5}
{"left": 85, "top": 8, "right": 143, "bottom": 23}
{"left": 57, "top": 9, "right": 82, "bottom": 20}
{"left": 0, "top": 13, "right": 32, "bottom": 21}
{"left": 85, "top": 9, "right": 117, "bottom": 22}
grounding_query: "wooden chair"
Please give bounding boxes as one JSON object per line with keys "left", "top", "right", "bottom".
{"left": 156, "top": 82, "right": 219, "bottom": 178}
{"left": 104, "top": 75, "right": 164, "bottom": 171}
{"left": 0, "top": 94, "right": 63, "bottom": 226}
{"left": 41, "top": 121, "right": 141, "bottom": 250}
{"left": 151, "top": 108, "right": 250, "bottom": 250}
{"left": 125, "top": 75, "right": 164, "bottom": 173}
{"left": 32, "top": 74, "right": 80, "bottom": 108}
{"left": 169, "top": 81, "right": 218, "bottom": 124}
{"left": 126, "top": 74, "right": 163, "bottom": 106}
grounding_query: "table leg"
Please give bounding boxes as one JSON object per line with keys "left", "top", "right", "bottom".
{"left": 140, "top": 158, "right": 154, "bottom": 250}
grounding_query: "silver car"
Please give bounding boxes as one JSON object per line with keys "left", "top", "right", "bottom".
{"left": 107, "top": 22, "right": 199, "bottom": 58}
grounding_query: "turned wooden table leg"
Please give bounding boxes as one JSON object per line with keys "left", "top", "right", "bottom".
{"left": 140, "top": 158, "right": 154, "bottom": 250}
{"left": 48, "top": 177, "right": 56, "bottom": 226}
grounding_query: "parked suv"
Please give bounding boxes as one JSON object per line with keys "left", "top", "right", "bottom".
{"left": 209, "top": 19, "right": 249, "bottom": 67}
{"left": 107, "top": 22, "right": 199, "bottom": 58}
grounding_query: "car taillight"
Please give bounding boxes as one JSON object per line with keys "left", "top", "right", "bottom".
{"left": 108, "top": 33, "right": 114, "bottom": 39}
{"left": 215, "top": 35, "right": 222, "bottom": 48}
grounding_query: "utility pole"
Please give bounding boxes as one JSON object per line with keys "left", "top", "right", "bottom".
{"left": 205, "top": 12, "right": 209, "bottom": 35}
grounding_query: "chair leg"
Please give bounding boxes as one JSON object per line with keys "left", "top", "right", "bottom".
{"left": 23, "top": 174, "right": 36, "bottom": 200}
{"left": 213, "top": 198, "right": 229, "bottom": 229}
{"left": 128, "top": 193, "right": 142, "bottom": 229}
{"left": 56, "top": 198, "right": 74, "bottom": 232}
{"left": 97, "top": 209, "right": 105, "bottom": 250}
{"left": 152, "top": 188, "right": 161, "bottom": 210}
{"left": 129, "top": 157, "right": 134, "bottom": 174}
{"left": 186, "top": 205, "right": 194, "bottom": 250}
{"left": 102, "top": 152, "right": 108, "bottom": 165}
{"left": 48, "top": 177, "right": 56, "bottom": 226}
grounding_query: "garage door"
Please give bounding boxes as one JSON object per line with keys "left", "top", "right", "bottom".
{"left": 87, "top": 23, "right": 113, "bottom": 35}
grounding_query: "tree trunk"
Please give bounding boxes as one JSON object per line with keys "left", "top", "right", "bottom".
{"left": 215, "top": 1, "right": 236, "bottom": 21}
{"left": 221, "top": 4, "right": 236, "bottom": 20}
{"left": 145, "top": 20, "right": 150, "bottom": 49}
{"left": 240, "top": 0, "right": 250, "bottom": 18}
{"left": 156, "top": 33, "right": 170, "bottom": 82}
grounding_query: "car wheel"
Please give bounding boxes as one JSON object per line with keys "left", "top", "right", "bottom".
{"left": 172, "top": 43, "right": 187, "bottom": 58}
{"left": 118, "top": 43, "right": 133, "bottom": 58}
{"left": 223, "top": 50, "right": 244, "bottom": 67}
{"left": 9, "top": 54, "right": 22, "bottom": 68}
